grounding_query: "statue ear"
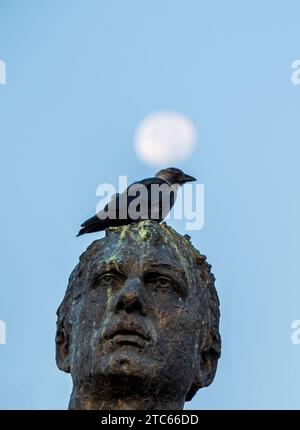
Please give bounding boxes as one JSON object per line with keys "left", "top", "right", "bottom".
{"left": 186, "top": 348, "right": 219, "bottom": 401}
{"left": 199, "top": 349, "right": 219, "bottom": 387}
{"left": 55, "top": 325, "right": 71, "bottom": 373}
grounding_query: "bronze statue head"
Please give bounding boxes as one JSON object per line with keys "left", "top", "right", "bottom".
{"left": 56, "top": 221, "right": 221, "bottom": 410}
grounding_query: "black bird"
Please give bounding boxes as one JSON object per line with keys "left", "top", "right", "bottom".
{"left": 77, "top": 167, "right": 196, "bottom": 236}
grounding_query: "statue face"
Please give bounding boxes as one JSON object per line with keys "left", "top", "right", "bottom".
{"left": 64, "top": 234, "right": 204, "bottom": 402}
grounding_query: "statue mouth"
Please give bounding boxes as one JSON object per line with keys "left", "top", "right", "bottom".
{"left": 104, "top": 324, "right": 151, "bottom": 348}
{"left": 111, "top": 331, "right": 148, "bottom": 348}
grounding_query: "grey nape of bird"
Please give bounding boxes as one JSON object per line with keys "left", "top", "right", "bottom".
{"left": 76, "top": 167, "right": 196, "bottom": 236}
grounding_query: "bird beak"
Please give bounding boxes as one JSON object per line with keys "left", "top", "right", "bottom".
{"left": 182, "top": 174, "right": 196, "bottom": 183}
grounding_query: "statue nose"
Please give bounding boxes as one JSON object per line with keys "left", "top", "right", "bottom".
{"left": 114, "top": 277, "right": 145, "bottom": 315}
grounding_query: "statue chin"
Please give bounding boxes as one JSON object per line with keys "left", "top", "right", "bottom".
{"left": 78, "top": 352, "right": 159, "bottom": 401}
{"left": 98, "top": 348, "right": 155, "bottom": 379}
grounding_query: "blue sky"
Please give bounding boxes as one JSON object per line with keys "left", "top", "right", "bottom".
{"left": 0, "top": 0, "right": 300, "bottom": 409}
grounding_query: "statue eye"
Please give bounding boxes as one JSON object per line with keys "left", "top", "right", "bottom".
{"left": 93, "top": 271, "right": 123, "bottom": 289}
{"left": 156, "top": 277, "right": 172, "bottom": 289}
{"left": 144, "top": 273, "right": 174, "bottom": 292}
{"left": 100, "top": 274, "right": 116, "bottom": 285}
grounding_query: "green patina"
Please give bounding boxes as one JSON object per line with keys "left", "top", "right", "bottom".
{"left": 106, "top": 286, "right": 113, "bottom": 304}
{"left": 104, "top": 221, "right": 197, "bottom": 286}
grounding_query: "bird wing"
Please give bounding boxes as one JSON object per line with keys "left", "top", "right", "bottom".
{"left": 126, "top": 177, "right": 177, "bottom": 220}
{"left": 130, "top": 176, "right": 166, "bottom": 188}
{"left": 80, "top": 193, "right": 120, "bottom": 227}
{"left": 80, "top": 176, "right": 175, "bottom": 228}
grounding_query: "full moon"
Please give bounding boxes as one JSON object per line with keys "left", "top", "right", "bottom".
{"left": 134, "top": 111, "right": 197, "bottom": 166}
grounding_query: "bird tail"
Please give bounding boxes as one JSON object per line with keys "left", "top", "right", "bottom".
{"left": 76, "top": 215, "right": 109, "bottom": 237}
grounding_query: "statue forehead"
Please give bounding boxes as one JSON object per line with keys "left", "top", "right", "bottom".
{"left": 93, "top": 234, "right": 186, "bottom": 271}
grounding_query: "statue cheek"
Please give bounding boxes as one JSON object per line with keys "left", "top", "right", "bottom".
{"left": 155, "top": 306, "right": 191, "bottom": 339}
{"left": 78, "top": 293, "right": 110, "bottom": 329}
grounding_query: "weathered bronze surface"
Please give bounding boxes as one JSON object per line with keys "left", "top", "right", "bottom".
{"left": 56, "top": 221, "right": 221, "bottom": 410}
